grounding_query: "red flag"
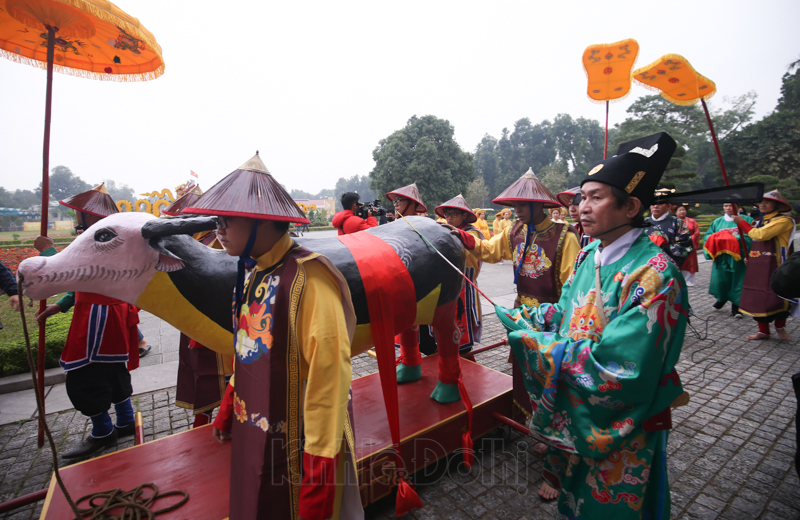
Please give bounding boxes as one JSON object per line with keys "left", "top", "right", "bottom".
{"left": 190, "top": 170, "right": 198, "bottom": 178}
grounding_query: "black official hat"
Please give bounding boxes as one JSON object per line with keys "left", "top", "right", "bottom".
{"left": 581, "top": 132, "right": 677, "bottom": 207}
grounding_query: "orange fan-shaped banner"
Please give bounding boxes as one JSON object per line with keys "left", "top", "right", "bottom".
{"left": 632, "top": 54, "right": 716, "bottom": 106}
{"left": 582, "top": 38, "right": 639, "bottom": 102}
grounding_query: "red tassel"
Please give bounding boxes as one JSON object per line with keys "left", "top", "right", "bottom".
{"left": 395, "top": 478, "right": 423, "bottom": 516}
{"left": 461, "top": 431, "right": 474, "bottom": 468}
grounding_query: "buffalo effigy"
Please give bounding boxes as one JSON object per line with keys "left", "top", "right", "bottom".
{"left": 19, "top": 212, "right": 518, "bottom": 514}
{"left": 18, "top": 212, "right": 466, "bottom": 367}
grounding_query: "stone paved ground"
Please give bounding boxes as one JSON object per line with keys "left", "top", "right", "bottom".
{"left": 1, "top": 258, "right": 799, "bottom": 519}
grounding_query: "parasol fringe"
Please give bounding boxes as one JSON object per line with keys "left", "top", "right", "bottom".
{"left": 0, "top": 47, "right": 163, "bottom": 81}
{"left": 631, "top": 53, "right": 716, "bottom": 107}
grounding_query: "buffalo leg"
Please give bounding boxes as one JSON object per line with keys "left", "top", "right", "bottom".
{"left": 396, "top": 326, "right": 422, "bottom": 383}
{"left": 430, "top": 301, "right": 462, "bottom": 404}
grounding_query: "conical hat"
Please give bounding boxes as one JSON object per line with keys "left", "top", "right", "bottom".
{"left": 182, "top": 152, "right": 309, "bottom": 223}
{"left": 761, "top": 190, "right": 792, "bottom": 213}
{"left": 59, "top": 183, "right": 118, "bottom": 217}
{"left": 435, "top": 194, "right": 477, "bottom": 224}
{"left": 386, "top": 183, "right": 426, "bottom": 212}
{"left": 161, "top": 191, "right": 202, "bottom": 216}
{"left": 556, "top": 186, "right": 581, "bottom": 208}
{"left": 493, "top": 168, "right": 560, "bottom": 208}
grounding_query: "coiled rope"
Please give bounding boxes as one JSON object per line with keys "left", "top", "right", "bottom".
{"left": 16, "top": 278, "right": 190, "bottom": 519}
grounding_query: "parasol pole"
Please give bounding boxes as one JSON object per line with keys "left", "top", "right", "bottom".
{"left": 700, "top": 98, "right": 730, "bottom": 187}
{"left": 604, "top": 100, "right": 609, "bottom": 159}
{"left": 36, "top": 26, "right": 56, "bottom": 448}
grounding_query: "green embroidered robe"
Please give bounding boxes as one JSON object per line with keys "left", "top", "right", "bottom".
{"left": 504, "top": 231, "right": 688, "bottom": 520}
{"left": 702, "top": 215, "right": 753, "bottom": 305}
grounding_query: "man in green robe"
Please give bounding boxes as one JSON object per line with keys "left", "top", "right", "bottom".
{"left": 505, "top": 132, "right": 689, "bottom": 519}
{"left": 702, "top": 203, "right": 753, "bottom": 317}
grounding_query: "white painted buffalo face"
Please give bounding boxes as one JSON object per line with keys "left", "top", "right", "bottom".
{"left": 17, "top": 212, "right": 179, "bottom": 304}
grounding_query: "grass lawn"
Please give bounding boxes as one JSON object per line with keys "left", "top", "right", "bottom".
{"left": 0, "top": 293, "right": 65, "bottom": 344}
{"left": 0, "top": 230, "right": 74, "bottom": 242}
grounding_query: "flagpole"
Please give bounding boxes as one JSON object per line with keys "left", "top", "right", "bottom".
{"left": 701, "top": 98, "right": 730, "bottom": 187}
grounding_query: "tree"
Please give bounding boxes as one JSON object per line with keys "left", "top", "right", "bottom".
{"left": 103, "top": 179, "right": 135, "bottom": 203}
{"left": 307, "top": 208, "right": 328, "bottom": 226}
{"left": 36, "top": 165, "right": 91, "bottom": 201}
{"left": 465, "top": 176, "right": 490, "bottom": 209}
{"left": 612, "top": 93, "right": 755, "bottom": 191}
{"left": 333, "top": 175, "right": 377, "bottom": 210}
{"left": 369, "top": 115, "right": 474, "bottom": 210}
{"left": 494, "top": 118, "right": 557, "bottom": 196}
{"left": 722, "top": 61, "right": 800, "bottom": 200}
{"left": 474, "top": 134, "right": 500, "bottom": 197}
{"left": 290, "top": 189, "right": 315, "bottom": 200}
{"left": 550, "top": 114, "right": 606, "bottom": 185}
{"left": 538, "top": 161, "right": 570, "bottom": 196}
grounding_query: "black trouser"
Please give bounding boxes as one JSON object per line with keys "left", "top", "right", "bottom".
{"left": 66, "top": 363, "right": 132, "bottom": 417}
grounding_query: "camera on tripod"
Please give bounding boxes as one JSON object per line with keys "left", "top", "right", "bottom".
{"left": 354, "top": 199, "right": 386, "bottom": 220}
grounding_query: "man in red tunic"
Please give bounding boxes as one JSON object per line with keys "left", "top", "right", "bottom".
{"left": 35, "top": 184, "right": 140, "bottom": 459}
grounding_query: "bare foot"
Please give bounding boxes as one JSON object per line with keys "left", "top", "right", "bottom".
{"left": 538, "top": 482, "right": 559, "bottom": 501}
{"left": 533, "top": 443, "right": 548, "bottom": 455}
{"left": 747, "top": 332, "right": 770, "bottom": 340}
{"left": 776, "top": 328, "right": 792, "bottom": 341}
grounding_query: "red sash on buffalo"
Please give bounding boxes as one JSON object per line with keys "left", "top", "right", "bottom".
{"left": 60, "top": 292, "right": 140, "bottom": 372}
{"left": 336, "top": 232, "right": 423, "bottom": 515}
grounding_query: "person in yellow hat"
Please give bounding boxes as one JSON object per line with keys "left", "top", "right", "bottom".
{"left": 34, "top": 184, "right": 141, "bottom": 459}
{"left": 494, "top": 208, "right": 513, "bottom": 235}
{"left": 473, "top": 208, "right": 491, "bottom": 237}
{"left": 183, "top": 153, "right": 362, "bottom": 520}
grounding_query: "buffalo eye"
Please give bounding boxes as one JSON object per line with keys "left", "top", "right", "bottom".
{"left": 94, "top": 228, "right": 117, "bottom": 243}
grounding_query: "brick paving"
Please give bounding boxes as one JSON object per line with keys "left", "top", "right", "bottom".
{"left": 1, "top": 257, "right": 799, "bottom": 519}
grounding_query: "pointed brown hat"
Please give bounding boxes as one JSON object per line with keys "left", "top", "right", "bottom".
{"left": 386, "top": 183, "right": 427, "bottom": 213}
{"left": 556, "top": 186, "right": 581, "bottom": 208}
{"left": 182, "top": 152, "right": 310, "bottom": 223}
{"left": 761, "top": 190, "right": 792, "bottom": 213}
{"left": 59, "top": 183, "right": 119, "bottom": 217}
{"left": 435, "top": 194, "right": 478, "bottom": 224}
{"left": 493, "top": 168, "right": 560, "bottom": 208}
{"left": 161, "top": 190, "right": 202, "bottom": 216}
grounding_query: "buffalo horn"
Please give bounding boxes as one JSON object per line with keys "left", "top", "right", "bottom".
{"left": 142, "top": 216, "right": 218, "bottom": 239}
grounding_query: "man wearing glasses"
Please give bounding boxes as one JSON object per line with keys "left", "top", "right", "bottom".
{"left": 386, "top": 183, "right": 427, "bottom": 218}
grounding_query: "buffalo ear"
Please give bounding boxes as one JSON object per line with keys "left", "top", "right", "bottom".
{"left": 156, "top": 254, "right": 185, "bottom": 272}
{"left": 149, "top": 237, "right": 185, "bottom": 272}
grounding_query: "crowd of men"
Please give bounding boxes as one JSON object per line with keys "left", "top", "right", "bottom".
{"left": 9, "top": 130, "right": 797, "bottom": 519}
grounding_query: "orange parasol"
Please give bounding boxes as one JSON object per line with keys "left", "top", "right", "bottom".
{"left": 1, "top": 0, "right": 163, "bottom": 447}
{"left": 582, "top": 39, "right": 639, "bottom": 158}
{"left": 631, "top": 54, "right": 728, "bottom": 185}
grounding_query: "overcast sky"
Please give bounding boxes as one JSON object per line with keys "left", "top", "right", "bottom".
{"left": 1, "top": 0, "right": 798, "bottom": 200}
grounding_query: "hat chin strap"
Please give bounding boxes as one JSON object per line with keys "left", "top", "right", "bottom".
{"left": 233, "top": 222, "right": 260, "bottom": 353}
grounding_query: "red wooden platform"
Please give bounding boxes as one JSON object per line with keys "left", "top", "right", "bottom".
{"left": 353, "top": 354, "right": 512, "bottom": 505}
{"left": 40, "top": 354, "right": 511, "bottom": 517}
{"left": 40, "top": 425, "right": 231, "bottom": 520}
